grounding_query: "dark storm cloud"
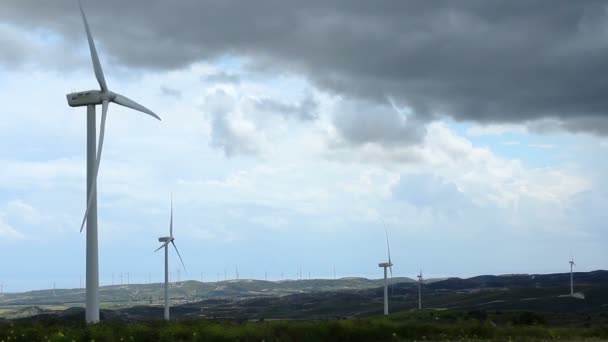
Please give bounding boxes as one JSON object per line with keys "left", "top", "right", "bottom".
{"left": 3, "top": 0, "right": 608, "bottom": 134}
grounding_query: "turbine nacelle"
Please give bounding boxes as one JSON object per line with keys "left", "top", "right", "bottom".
{"left": 378, "top": 262, "right": 393, "bottom": 268}
{"left": 158, "top": 236, "right": 174, "bottom": 243}
{"left": 67, "top": 90, "right": 115, "bottom": 107}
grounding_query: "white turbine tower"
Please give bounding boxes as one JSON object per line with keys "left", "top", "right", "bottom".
{"left": 417, "top": 270, "right": 423, "bottom": 310}
{"left": 569, "top": 255, "right": 576, "bottom": 296}
{"left": 155, "top": 196, "right": 186, "bottom": 321}
{"left": 67, "top": 0, "right": 161, "bottom": 324}
{"left": 378, "top": 223, "right": 393, "bottom": 315}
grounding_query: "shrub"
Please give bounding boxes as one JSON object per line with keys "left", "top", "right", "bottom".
{"left": 510, "top": 311, "right": 546, "bottom": 326}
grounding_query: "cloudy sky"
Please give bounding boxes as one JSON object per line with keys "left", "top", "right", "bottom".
{"left": 1, "top": 0, "right": 607, "bottom": 291}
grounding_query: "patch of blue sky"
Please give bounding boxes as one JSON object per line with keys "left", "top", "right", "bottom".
{"left": 0, "top": 128, "right": 81, "bottom": 162}
{"left": 213, "top": 54, "right": 245, "bottom": 73}
{"left": 446, "top": 119, "right": 571, "bottom": 168}
{"left": 31, "top": 27, "right": 64, "bottom": 46}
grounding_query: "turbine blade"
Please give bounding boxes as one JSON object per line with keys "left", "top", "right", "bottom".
{"left": 79, "top": 0, "right": 108, "bottom": 92}
{"left": 171, "top": 241, "right": 186, "bottom": 273}
{"left": 169, "top": 194, "right": 173, "bottom": 238}
{"left": 381, "top": 218, "right": 392, "bottom": 264}
{"left": 154, "top": 241, "right": 169, "bottom": 252}
{"left": 113, "top": 93, "right": 161, "bottom": 120}
{"left": 80, "top": 100, "right": 109, "bottom": 232}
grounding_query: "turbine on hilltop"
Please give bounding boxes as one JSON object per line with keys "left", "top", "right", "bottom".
{"left": 378, "top": 220, "right": 393, "bottom": 315}
{"left": 569, "top": 254, "right": 576, "bottom": 296}
{"left": 67, "top": 0, "right": 161, "bottom": 324}
{"left": 417, "top": 270, "right": 423, "bottom": 310}
{"left": 155, "top": 195, "right": 186, "bottom": 321}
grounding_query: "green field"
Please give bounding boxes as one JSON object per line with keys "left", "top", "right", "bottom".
{"left": 1, "top": 310, "right": 608, "bottom": 341}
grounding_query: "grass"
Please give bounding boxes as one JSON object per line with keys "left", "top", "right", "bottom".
{"left": 1, "top": 310, "right": 607, "bottom": 341}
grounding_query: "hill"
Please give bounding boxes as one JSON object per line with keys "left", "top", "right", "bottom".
{"left": 1, "top": 271, "right": 607, "bottom": 321}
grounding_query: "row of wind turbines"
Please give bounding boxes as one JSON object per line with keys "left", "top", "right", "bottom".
{"left": 67, "top": 0, "right": 414, "bottom": 323}
{"left": 378, "top": 226, "right": 580, "bottom": 316}
{"left": 64, "top": 0, "right": 583, "bottom": 324}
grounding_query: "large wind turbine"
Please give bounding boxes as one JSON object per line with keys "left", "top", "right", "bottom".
{"left": 67, "top": 0, "right": 161, "bottom": 324}
{"left": 569, "top": 255, "right": 576, "bottom": 296}
{"left": 155, "top": 196, "right": 186, "bottom": 321}
{"left": 378, "top": 222, "right": 393, "bottom": 315}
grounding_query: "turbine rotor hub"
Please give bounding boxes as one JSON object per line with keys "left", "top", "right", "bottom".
{"left": 100, "top": 91, "right": 116, "bottom": 101}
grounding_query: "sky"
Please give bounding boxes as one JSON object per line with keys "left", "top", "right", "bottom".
{"left": 0, "top": 0, "right": 607, "bottom": 291}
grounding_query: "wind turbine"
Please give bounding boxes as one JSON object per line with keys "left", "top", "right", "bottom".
{"left": 569, "top": 255, "right": 576, "bottom": 296}
{"left": 67, "top": 0, "right": 161, "bottom": 324}
{"left": 154, "top": 195, "right": 186, "bottom": 321}
{"left": 378, "top": 222, "right": 393, "bottom": 315}
{"left": 417, "top": 270, "right": 423, "bottom": 310}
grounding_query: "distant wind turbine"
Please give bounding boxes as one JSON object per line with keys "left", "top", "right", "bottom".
{"left": 569, "top": 255, "right": 576, "bottom": 296}
{"left": 154, "top": 195, "right": 186, "bottom": 321}
{"left": 378, "top": 221, "right": 393, "bottom": 315}
{"left": 417, "top": 270, "right": 423, "bottom": 310}
{"left": 68, "top": 0, "right": 161, "bottom": 324}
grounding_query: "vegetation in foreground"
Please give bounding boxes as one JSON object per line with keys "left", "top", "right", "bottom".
{"left": 1, "top": 310, "right": 608, "bottom": 341}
